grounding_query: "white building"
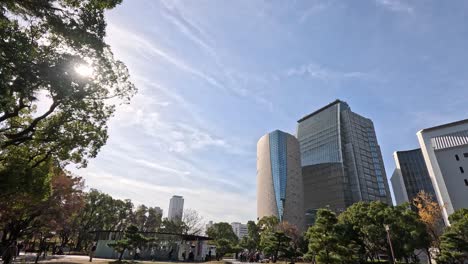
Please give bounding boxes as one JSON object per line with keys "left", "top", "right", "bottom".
{"left": 168, "top": 195, "right": 184, "bottom": 221}
{"left": 417, "top": 119, "right": 468, "bottom": 225}
{"left": 231, "top": 222, "right": 248, "bottom": 239}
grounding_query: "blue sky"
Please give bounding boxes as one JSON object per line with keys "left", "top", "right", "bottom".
{"left": 74, "top": 0, "right": 468, "bottom": 223}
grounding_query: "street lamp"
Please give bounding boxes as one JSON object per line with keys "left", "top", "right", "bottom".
{"left": 384, "top": 224, "right": 396, "bottom": 264}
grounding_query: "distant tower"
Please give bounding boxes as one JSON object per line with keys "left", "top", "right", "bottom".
{"left": 391, "top": 149, "right": 436, "bottom": 205}
{"left": 297, "top": 100, "right": 391, "bottom": 226}
{"left": 257, "top": 130, "right": 305, "bottom": 230}
{"left": 168, "top": 195, "right": 184, "bottom": 221}
{"left": 417, "top": 119, "right": 468, "bottom": 225}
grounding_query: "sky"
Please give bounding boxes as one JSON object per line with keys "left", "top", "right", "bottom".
{"left": 71, "top": 0, "right": 468, "bottom": 223}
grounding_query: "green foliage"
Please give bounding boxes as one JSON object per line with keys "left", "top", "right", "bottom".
{"left": 262, "top": 231, "right": 291, "bottom": 262}
{"left": 240, "top": 220, "right": 261, "bottom": 251}
{"left": 259, "top": 216, "right": 280, "bottom": 252}
{"left": 206, "top": 222, "right": 239, "bottom": 257}
{"left": 306, "top": 209, "right": 354, "bottom": 264}
{"left": 437, "top": 209, "right": 468, "bottom": 264}
{"left": 338, "top": 201, "right": 429, "bottom": 262}
{"left": 108, "top": 225, "right": 148, "bottom": 261}
{"left": 0, "top": 0, "right": 136, "bottom": 171}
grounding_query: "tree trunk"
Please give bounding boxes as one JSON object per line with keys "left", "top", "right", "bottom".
{"left": 425, "top": 248, "right": 432, "bottom": 264}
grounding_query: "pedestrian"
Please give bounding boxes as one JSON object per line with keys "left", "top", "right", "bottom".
{"left": 208, "top": 249, "right": 212, "bottom": 261}
{"left": 134, "top": 247, "right": 141, "bottom": 260}
{"left": 89, "top": 243, "right": 97, "bottom": 262}
{"left": 168, "top": 248, "right": 173, "bottom": 260}
{"left": 188, "top": 251, "right": 194, "bottom": 262}
{"left": 150, "top": 247, "right": 156, "bottom": 261}
{"left": 182, "top": 251, "right": 186, "bottom": 261}
{"left": 1, "top": 241, "right": 18, "bottom": 264}
{"left": 16, "top": 242, "right": 23, "bottom": 256}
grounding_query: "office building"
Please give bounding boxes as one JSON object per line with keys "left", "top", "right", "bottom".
{"left": 391, "top": 149, "right": 436, "bottom": 205}
{"left": 257, "top": 130, "right": 305, "bottom": 229}
{"left": 168, "top": 195, "right": 184, "bottom": 221}
{"left": 297, "top": 100, "right": 391, "bottom": 225}
{"left": 417, "top": 119, "right": 468, "bottom": 225}
{"left": 231, "top": 222, "right": 248, "bottom": 239}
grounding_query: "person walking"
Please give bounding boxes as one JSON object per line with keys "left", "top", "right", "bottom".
{"left": 89, "top": 243, "right": 97, "bottom": 262}
{"left": 150, "top": 247, "right": 156, "bottom": 261}
{"left": 1, "top": 241, "right": 18, "bottom": 264}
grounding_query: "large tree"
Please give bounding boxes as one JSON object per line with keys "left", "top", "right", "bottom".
{"left": 413, "top": 191, "right": 445, "bottom": 253}
{"left": 0, "top": 166, "right": 84, "bottom": 247}
{"left": 307, "top": 209, "right": 352, "bottom": 264}
{"left": 240, "top": 220, "right": 260, "bottom": 252}
{"left": 0, "top": 0, "right": 136, "bottom": 181}
{"left": 437, "top": 209, "right": 468, "bottom": 264}
{"left": 206, "top": 222, "right": 239, "bottom": 258}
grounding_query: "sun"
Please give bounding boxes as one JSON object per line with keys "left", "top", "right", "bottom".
{"left": 74, "top": 64, "right": 94, "bottom": 77}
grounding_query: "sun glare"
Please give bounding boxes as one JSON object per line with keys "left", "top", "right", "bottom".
{"left": 74, "top": 64, "right": 94, "bottom": 77}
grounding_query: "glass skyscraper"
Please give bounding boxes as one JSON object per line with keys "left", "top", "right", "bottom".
{"left": 391, "top": 148, "right": 437, "bottom": 205}
{"left": 297, "top": 100, "right": 391, "bottom": 225}
{"left": 257, "top": 130, "right": 304, "bottom": 229}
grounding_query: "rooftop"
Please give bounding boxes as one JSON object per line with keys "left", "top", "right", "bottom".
{"left": 297, "top": 99, "right": 347, "bottom": 123}
{"left": 418, "top": 119, "right": 468, "bottom": 133}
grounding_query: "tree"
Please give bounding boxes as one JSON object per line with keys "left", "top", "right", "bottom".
{"left": 182, "top": 209, "right": 204, "bottom": 235}
{"left": 259, "top": 216, "right": 280, "bottom": 252}
{"left": 437, "top": 209, "right": 468, "bottom": 264}
{"left": 145, "top": 207, "right": 162, "bottom": 232}
{"left": 307, "top": 209, "right": 349, "bottom": 264}
{"left": 413, "top": 191, "right": 445, "bottom": 253}
{"left": 262, "top": 231, "right": 291, "bottom": 263}
{"left": 133, "top": 205, "right": 148, "bottom": 231}
{"left": 109, "top": 225, "right": 148, "bottom": 261}
{"left": 206, "top": 222, "right": 239, "bottom": 258}
{"left": 0, "top": 166, "right": 84, "bottom": 247}
{"left": 240, "top": 220, "right": 260, "bottom": 252}
{"left": 277, "top": 222, "right": 306, "bottom": 263}
{"left": 0, "top": 0, "right": 136, "bottom": 161}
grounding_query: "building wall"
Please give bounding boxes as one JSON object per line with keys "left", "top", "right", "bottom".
{"left": 231, "top": 222, "right": 248, "bottom": 239}
{"left": 257, "top": 130, "right": 304, "bottom": 230}
{"left": 392, "top": 149, "right": 436, "bottom": 205}
{"left": 257, "top": 133, "right": 278, "bottom": 220}
{"left": 297, "top": 100, "right": 391, "bottom": 222}
{"left": 341, "top": 110, "right": 391, "bottom": 205}
{"left": 168, "top": 196, "right": 184, "bottom": 221}
{"left": 417, "top": 121, "right": 468, "bottom": 225}
{"left": 434, "top": 147, "right": 468, "bottom": 211}
{"left": 302, "top": 163, "right": 346, "bottom": 217}
{"left": 391, "top": 169, "right": 409, "bottom": 205}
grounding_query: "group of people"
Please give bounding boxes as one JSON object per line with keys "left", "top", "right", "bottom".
{"left": 238, "top": 251, "right": 263, "bottom": 263}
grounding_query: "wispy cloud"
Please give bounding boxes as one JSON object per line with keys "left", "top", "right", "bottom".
{"left": 299, "top": 1, "right": 331, "bottom": 23}
{"left": 107, "top": 24, "right": 225, "bottom": 91}
{"left": 285, "top": 63, "right": 375, "bottom": 82}
{"left": 375, "top": 0, "right": 414, "bottom": 14}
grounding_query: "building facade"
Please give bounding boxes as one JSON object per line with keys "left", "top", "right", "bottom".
{"left": 230, "top": 222, "right": 248, "bottom": 239}
{"left": 417, "top": 119, "right": 468, "bottom": 225}
{"left": 168, "top": 195, "right": 184, "bottom": 221}
{"left": 297, "top": 100, "right": 391, "bottom": 225}
{"left": 391, "top": 149, "right": 436, "bottom": 205}
{"left": 257, "top": 130, "right": 305, "bottom": 229}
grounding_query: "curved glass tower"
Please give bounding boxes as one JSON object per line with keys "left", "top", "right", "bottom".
{"left": 257, "top": 130, "right": 304, "bottom": 229}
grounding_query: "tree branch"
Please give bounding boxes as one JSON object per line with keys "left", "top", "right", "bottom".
{"left": 0, "top": 96, "right": 27, "bottom": 123}
{"left": 3, "top": 101, "right": 60, "bottom": 146}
